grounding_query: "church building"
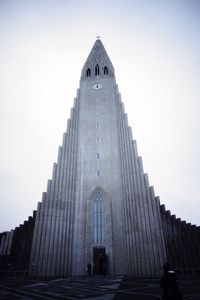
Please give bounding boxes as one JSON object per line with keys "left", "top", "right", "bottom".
{"left": 0, "top": 39, "right": 200, "bottom": 278}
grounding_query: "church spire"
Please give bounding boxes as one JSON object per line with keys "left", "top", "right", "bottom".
{"left": 81, "top": 39, "right": 115, "bottom": 80}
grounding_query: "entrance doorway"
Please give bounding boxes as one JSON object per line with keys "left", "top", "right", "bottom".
{"left": 93, "top": 247, "right": 107, "bottom": 275}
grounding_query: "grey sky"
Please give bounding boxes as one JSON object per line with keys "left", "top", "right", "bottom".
{"left": 0, "top": 0, "right": 199, "bottom": 232}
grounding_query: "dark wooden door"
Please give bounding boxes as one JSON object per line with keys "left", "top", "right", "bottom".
{"left": 93, "top": 247, "right": 106, "bottom": 275}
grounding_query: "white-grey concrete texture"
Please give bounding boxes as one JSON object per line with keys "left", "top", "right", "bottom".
{"left": 28, "top": 39, "right": 166, "bottom": 277}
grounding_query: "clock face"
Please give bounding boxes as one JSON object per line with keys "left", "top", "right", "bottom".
{"left": 93, "top": 83, "right": 102, "bottom": 90}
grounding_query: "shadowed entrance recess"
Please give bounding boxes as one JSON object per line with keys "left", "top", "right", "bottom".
{"left": 93, "top": 247, "right": 107, "bottom": 275}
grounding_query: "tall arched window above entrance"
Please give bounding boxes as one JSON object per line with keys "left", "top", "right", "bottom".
{"left": 95, "top": 64, "right": 100, "bottom": 76}
{"left": 86, "top": 68, "right": 91, "bottom": 77}
{"left": 93, "top": 195, "right": 105, "bottom": 243}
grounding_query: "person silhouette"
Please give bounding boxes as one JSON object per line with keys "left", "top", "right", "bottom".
{"left": 92, "top": 264, "right": 96, "bottom": 275}
{"left": 87, "top": 263, "right": 92, "bottom": 276}
{"left": 160, "top": 262, "right": 183, "bottom": 299}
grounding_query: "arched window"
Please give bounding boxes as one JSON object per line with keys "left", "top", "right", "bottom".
{"left": 104, "top": 66, "right": 108, "bottom": 75}
{"left": 93, "top": 195, "right": 105, "bottom": 243}
{"left": 86, "top": 68, "right": 91, "bottom": 77}
{"left": 95, "top": 64, "right": 100, "bottom": 76}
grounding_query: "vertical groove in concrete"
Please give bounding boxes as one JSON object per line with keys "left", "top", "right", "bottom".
{"left": 130, "top": 141, "right": 141, "bottom": 275}
{"left": 64, "top": 119, "right": 73, "bottom": 275}
{"left": 64, "top": 116, "right": 75, "bottom": 275}
{"left": 153, "top": 193, "right": 167, "bottom": 271}
{"left": 1, "top": 233, "right": 7, "bottom": 255}
{"left": 48, "top": 146, "right": 63, "bottom": 276}
{"left": 70, "top": 99, "right": 80, "bottom": 274}
{"left": 121, "top": 106, "right": 132, "bottom": 274}
{"left": 127, "top": 126, "right": 137, "bottom": 274}
{"left": 7, "top": 230, "right": 14, "bottom": 255}
{"left": 60, "top": 132, "right": 68, "bottom": 275}
{"left": 2, "top": 232, "right": 9, "bottom": 255}
{"left": 123, "top": 124, "right": 134, "bottom": 274}
{"left": 29, "top": 201, "right": 41, "bottom": 275}
{"left": 116, "top": 94, "right": 131, "bottom": 274}
{"left": 116, "top": 99, "right": 127, "bottom": 272}
{"left": 62, "top": 131, "right": 71, "bottom": 276}
{"left": 56, "top": 133, "right": 67, "bottom": 276}
{"left": 37, "top": 185, "right": 49, "bottom": 276}
{"left": 157, "top": 198, "right": 167, "bottom": 266}
{"left": 54, "top": 146, "right": 64, "bottom": 268}
{"left": 132, "top": 147, "right": 147, "bottom": 275}
{"left": 0, "top": 235, "right": 5, "bottom": 255}
{"left": 61, "top": 132, "right": 70, "bottom": 276}
{"left": 68, "top": 98, "right": 79, "bottom": 275}
{"left": 137, "top": 158, "right": 152, "bottom": 275}
{"left": 42, "top": 160, "right": 58, "bottom": 275}
{"left": 35, "top": 196, "right": 46, "bottom": 275}
{"left": 143, "top": 172, "right": 157, "bottom": 276}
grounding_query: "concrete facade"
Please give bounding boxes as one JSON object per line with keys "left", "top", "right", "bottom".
{"left": 0, "top": 39, "right": 200, "bottom": 278}
{"left": 28, "top": 39, "right": 166, "bottom": 277}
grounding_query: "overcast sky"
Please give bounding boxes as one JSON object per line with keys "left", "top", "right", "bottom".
{"left": 0, "top": 0, "right": 199, "bottom": 232}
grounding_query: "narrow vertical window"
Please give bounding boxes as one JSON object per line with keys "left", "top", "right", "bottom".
{"left": 96, "top": 137, "right": 100, "bottom": 143}
{"left": 93, "top": 195, "right": 105, "bottom": 243}
{"left": 104, "top": 66, "right": 108, "bottom": 75}
{"left": 95, "top": 64, "right": 99, "bottom": 76}
{"left": 96, "top": 122, "right": 100, "bottom": 129}
{"left": 96, "top": 98, "right": 99, "bottom": 102}
{"left": 86, "top": 68, "right": 91, "bottom": 77}
{"left": 97, "top": 170, "right": 100, "bottom": 177}
{"left": 96, "top": 108, "right": 100, "bottom": 115}
{"left": 97, "top": 153, "right": 100, "bottom": 159}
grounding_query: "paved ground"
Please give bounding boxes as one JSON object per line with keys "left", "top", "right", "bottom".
{"left": 114, "top": 277, "right": 200, "bottom": 299}
{"left": 0, "top": 276, "right": 200, "bottom": 299}
{"left": 0, "top": 276, "right": 120, "bottom": 300}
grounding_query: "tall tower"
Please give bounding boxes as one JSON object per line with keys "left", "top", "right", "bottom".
{"left": 28, "top": 39, "right": 166, "bottom": 277}
{"left": 1, "top": 39, "right": 200, "bottom": 278}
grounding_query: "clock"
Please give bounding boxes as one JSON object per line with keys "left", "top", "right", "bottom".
{"left": 93, "top": 83, "right": 102, "bottom": 90}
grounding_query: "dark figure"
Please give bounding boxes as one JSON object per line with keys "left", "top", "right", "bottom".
{"left": 87, "top": 263, "right": 92, "bottom": 276}
{"left": 93, "top": 264, "right": 96, "bottom": 275}
{"left": 102, "top": 260, "right": 106, "bottom": 277}
{"left": 160, "top": 262, "right": 183, "bottom": 299}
